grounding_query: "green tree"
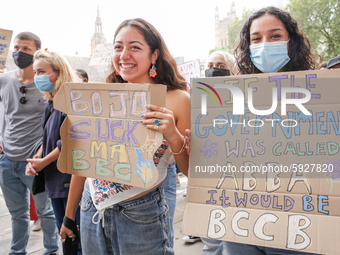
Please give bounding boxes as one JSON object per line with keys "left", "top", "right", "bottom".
{"left": 226, "top": 9, "right": 254, "bottom": 53}
{"left": 287, "top": 0, "right": 340, "bottom": 61}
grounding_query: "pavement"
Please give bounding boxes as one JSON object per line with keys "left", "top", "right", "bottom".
{"left": 0, "top": 175, "right": 205, "bottom": 255}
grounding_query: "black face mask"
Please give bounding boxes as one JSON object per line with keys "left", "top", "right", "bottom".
{"left": 205, "top": 67, "right": 230, "bottom": 77}
{"left": 12, "top": 51, "right": 34, "bottom": 69}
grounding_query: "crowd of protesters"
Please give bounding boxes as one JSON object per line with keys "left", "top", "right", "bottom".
{"left": 0, "top": 5, "right": 339, "bottom": 255}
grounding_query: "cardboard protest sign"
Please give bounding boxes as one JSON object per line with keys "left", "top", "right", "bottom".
{"left": 182, "top": 69, "right": 340, "bottom": 254}
{"left": 0, "top": 28, "right": 13, "bottom": 70}
{"left": 89, "top": 43, "right": 113, "bottom": 66}
{"left": 54, "top": 83, "right": 167, "bottom": 189}
{"left": 177, "top": 59, "right": 200, "bottom": 85}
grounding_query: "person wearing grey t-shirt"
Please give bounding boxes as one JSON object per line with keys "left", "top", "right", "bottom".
{"left": 0, "top": 32, "right": 58, "bottom": 255}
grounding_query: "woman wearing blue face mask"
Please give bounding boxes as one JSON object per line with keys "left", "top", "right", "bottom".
{"left": 25, "top": 50, "right": 82, "bottom": 255}
{"left": 223, "top": 6, "right": 319, "bottom": 255}
{"left": 235, "top": 6, "right": 317, "bottom": 75}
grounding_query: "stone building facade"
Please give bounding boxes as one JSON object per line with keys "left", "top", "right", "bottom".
{"left": 215, "top": 2, "right": 236, "bottom": 49}
{"left": 6, "top": 8, "right": 108, "bottom": 82}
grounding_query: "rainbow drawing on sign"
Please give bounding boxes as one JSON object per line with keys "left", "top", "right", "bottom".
{"left": 196, "top": 82, "right": 222, "bottom": 106}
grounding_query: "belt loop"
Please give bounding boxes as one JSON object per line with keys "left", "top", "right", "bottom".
{"left": 158, "top": 185, "right": 164, "bottom": 201}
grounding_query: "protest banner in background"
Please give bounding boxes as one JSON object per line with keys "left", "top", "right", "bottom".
{"left": 0, "top": 28, "right": 13, "bottom": 70}
{"left": 182, "top": 69, "right": 340, "bottom": 255}
{"left": 54, "top": 83, "right": 167, "bottom": 189}
{"left": 89, "top": 43, "right": 113, "bottom": 66}
{"left": 177, "top": 59, "right": 200, "bottom": 85}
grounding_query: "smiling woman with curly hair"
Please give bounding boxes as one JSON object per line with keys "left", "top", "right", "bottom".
{"left": 225, "top": 6, "right": 321, "bottom": 255}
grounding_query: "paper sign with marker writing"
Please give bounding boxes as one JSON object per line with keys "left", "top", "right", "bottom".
{"left": 182, "top": 69, "right": 340, "bottom": 255}
{"left": 89, "top": 43, "right": 113, "bottom": 66}
{"left": 0, "top": 28, "right": 13, "bottom": 70}
{"left": 177, "top": 59, "right": 200, "bottom": 85}
{"left": 54, "top": 82, "right": 167, "bottom": 189}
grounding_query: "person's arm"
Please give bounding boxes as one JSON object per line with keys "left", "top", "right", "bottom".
{"left": 60, "top": 175, "right": 86, "bottom": 240}
{"left": 26, "top": 147, "right": 60, "bottom": 175}
{"left": 34, "top": 145, "right": 43, "bottom": 158}
{"left": 165, "top": 90, "right": 190, "bottom": 175}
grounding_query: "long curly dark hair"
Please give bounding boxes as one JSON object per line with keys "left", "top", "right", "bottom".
{"left": 235, "top": 6, "right": 317, "bottom": 74}
{"left": 106, "top": 18, "right": 187, "bottom": 91}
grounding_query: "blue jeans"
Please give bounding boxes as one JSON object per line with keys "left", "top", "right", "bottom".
{"left": 201, "top": 238, "right": 224, "bottom": 255}
{"left": 163, "top": 161, "right": 177, "bottom": 247}
{"left": 223, "top": 241, "right": 320, "bottom": 255}
{"left": 0, "top": 155, "right": 59, "bottom": 255}
{"left": 51, "top": 198, "right": 82, "bottom": 255}
{"left": 80, "top": 183, "right": 173, "bottom": 255}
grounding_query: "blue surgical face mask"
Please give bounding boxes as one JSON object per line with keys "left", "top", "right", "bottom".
{"left": 250, "top": 40, "right": 290, "bottom": 73}
{"left": 34, "top": 73, "right": 56, "bottom": 92}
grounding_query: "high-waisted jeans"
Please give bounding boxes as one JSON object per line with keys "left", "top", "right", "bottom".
{"left": 80, "top": 183, "right": 174, "bottom": 255}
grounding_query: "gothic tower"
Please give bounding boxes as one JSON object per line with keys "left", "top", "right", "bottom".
{"left": 229, "top": 1, "right": 236, "bottom": 17}
{"left": 91, "top": 6, "right": 107, "bottom": 56}
{"left": 215, "top": 1, "right": 236, "bottom": 49}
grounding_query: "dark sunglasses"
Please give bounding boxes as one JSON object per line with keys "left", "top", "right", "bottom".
{"left": 19, "top": 86, "right": 27, "bottom": 104}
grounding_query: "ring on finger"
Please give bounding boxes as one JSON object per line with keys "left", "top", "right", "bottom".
{"left": 61, "top": 238, "right": 66, "bottom": 243}
{"left": 153, "top": 119, "right": 162, "bottom": 126}
{"left": 156, "top": 125, "right": 159, "bottom": 131}
{"left": 162, "top": 107, "right": 166, "bottom": 113}
{"left": 68, "top": 234, "right": 75, "bottom": 238}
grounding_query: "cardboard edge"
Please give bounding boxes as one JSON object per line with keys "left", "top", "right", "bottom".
{"left": 0, "top": 28, "right": 13, "bottom": 69}
{"left": 54, "top": 83, "right": 68, "bottom": 113}
{"left": 142, "top": 84, "right": 167, "bottom": 189}
{"left": 57, "top": 117, "right": 68, "bottom": 173}
{"left": 150, "top": 84, "right": 167, "bottom": 108}
{"left": 54, "top": 83, "right": 168, "bottom": 189}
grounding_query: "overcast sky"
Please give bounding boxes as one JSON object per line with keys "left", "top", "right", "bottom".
{"left": 3, "top": 0, "right": 288, "bottom": 62}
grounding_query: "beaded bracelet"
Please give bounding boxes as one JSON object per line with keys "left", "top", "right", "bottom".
{"left": 169, "top": 135, "right": 188, "bottom": 155}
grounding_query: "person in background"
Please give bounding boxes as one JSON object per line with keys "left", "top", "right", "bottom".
{"left": 30, "top": 194, "right": 41, "bottom": 231}
{"left": 0, "top": 31, "right": 59, "bottom": 255}
{"left": 205, "top": 51, "right": 235, "bottom": 77}
{"left": 0, "top": 42, "right": 40, "bottom": 236}
{"left": 176, "top": 164, "right": 181, "bottom": 186}
{"left": 25, "top": 50, "right": 82, "bottom": 255}
{"left": 75, "top": 68, "right": 88, "bottom": 82}
{"left": 319, "top": 61, "right": 328, "bottom": 70}
{"left": 60, "top": 18, "right": 190, "bottom": 255}
{"left": 163, "top": 159, "right": 180, "bottom": 247}
{"left": 327, "top": 55, "right": 340, "bottom": 69}
{"left": 182, "top": 50, "right": 235, "bottom": 255}
{"left": 235, "top": 7, "right": 317, "bottom": 75}
{"left": 226, "top": 6, "right": 319, "bottom": 255}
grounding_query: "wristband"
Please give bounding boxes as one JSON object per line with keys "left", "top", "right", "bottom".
{"left": 63, "top": 216, "right": 80, "bottom": 253}
{"left": 63, "top": 216, "right": 77, "bottom": 232}
{"left": 34, "top": 154, "right": 42, "bottom": 158}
